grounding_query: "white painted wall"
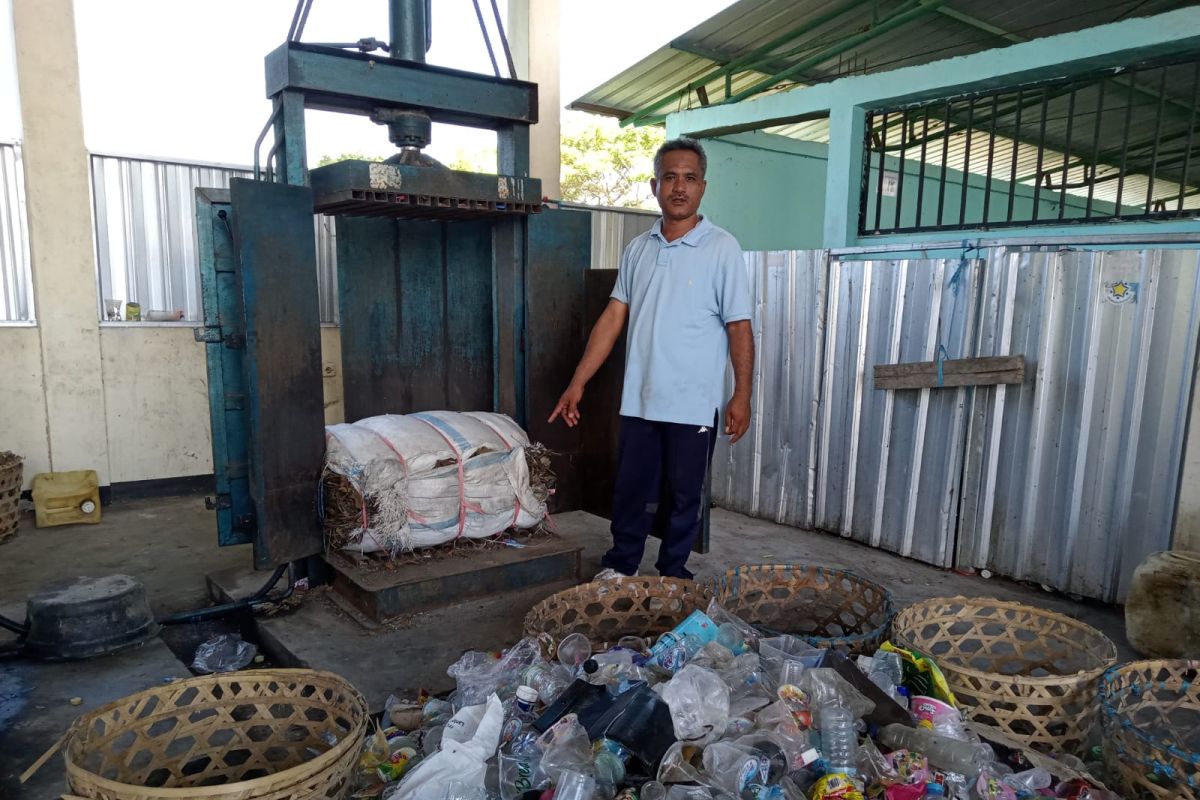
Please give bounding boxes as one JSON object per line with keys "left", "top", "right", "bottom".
{"left": 509, "top": 0, "right": 560, "bottom": 198}
{"left": 0, "top": 0, "right": 350, "bottom": 491}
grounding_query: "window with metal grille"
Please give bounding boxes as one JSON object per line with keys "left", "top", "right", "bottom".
{"left": 91, "top": 153, "right": 340, "bottom": 324}
{"left": 0, "top": 141, "right": 33, "bottom": 322}
{"left": 859, "top": 52, "right": 1200, "bottom": 235}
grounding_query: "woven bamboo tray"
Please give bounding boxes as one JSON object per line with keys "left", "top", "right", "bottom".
{"left": 1100, "top": 659, "right": 1200, "bottom": 799}
{"left": 711, "top": 564, "right": 894, "bottom": 655}
{"left": 56, "top": 669, "right": 367, "bottom": 800}
{"left": 524, "top": 577, "right": 711, "bottom": 653}
{"left": 892, "top": 596, "right": 1117, "bottom": 754}
{"left": 0, "top": 451, "right": 22, "bottom": 544}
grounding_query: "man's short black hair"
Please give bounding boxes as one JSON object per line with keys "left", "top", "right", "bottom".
{"left": 653, "top": 137, "right": 707, "bottom": 180}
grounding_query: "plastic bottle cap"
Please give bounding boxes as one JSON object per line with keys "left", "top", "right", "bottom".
{"left": 516, "top": 685, "right": 538, "bottom": 703}
{"left": 583, "top": 659, "right": 599, "bottom": 674}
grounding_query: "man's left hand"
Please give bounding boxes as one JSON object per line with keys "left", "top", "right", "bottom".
{"left": 725, "top": 394, "right": 751, "bottom": 444}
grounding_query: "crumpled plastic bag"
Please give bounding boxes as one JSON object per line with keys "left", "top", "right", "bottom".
{"left": 447, "top": 638, "right": 541, "bottom": 707}
{"left": 534, "top": 713, "right": 594, "bottom": 786}
{"left": 386, "top": 693, "right": 503, "bottom": 800}
{"left": 191, "top": 633, "right": 257, "bottom": 674}
{"left": 662, "top": 664, "right": 730, "bottom": 742}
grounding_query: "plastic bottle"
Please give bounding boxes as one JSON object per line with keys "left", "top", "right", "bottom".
{"left": 593, "top": 737, "right": 632, "bottom": 786}
{"left": 879, "top": 724, "right": 995, "bottom": 777}
{"left": 649, "top": 632, "right": 705, "bottom": 673}
{"left": 521, "top": 662, "right": 572, "bottom": 705}
{"left": 500, "top": 685, "right": 540, "bottom": 749}
{"left": 817, "top": 705, "right": 858, "bottom": 777}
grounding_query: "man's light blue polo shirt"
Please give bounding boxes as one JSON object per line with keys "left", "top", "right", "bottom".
{"left": 611, "top": 215, "right": 752, "bottom": 427}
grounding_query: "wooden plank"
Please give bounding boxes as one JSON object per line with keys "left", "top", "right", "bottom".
{"left": 874, "top": 355, "right": 1025, "bottom": 390}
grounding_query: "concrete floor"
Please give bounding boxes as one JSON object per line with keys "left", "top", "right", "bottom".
{"left": 0, "top": 493, "right": 1134, "bottom": 799}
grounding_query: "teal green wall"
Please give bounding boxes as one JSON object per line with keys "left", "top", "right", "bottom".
{"left": 700, "top": 132, "right": 827, "bottom": 250}
{"left": 700, "top": 131, "right": 1129, "bottom": 251}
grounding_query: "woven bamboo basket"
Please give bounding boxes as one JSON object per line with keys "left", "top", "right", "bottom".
{"left": 711, "top": 564, "right": 894, "bottom": 655}
{"left": 57, "top": 669, "right": 367, "bottom": 800}
{"left": 1100, "top": 659, "right": 1200, "bottom": 799}
{"left": 892, "top": 597, "right": 1118, "bottom": 754}
{"left": 524, "top": 577, "right": 712, "bottom": 653}
{"left": 0, "top": 451, "right": 22, "bottom": 544}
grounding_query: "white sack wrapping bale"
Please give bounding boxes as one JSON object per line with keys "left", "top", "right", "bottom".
{"left": 323, "top": 410, "right": 547, "bottom": 555}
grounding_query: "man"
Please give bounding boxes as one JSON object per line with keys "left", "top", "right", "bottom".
{"left": 548, "top": 137, "right": 754, "bottom": 580}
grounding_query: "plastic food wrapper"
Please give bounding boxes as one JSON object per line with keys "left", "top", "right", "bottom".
{"left": 534, "top": 713, "right": 594, "bottom": 786}
{"left": 911, "top": 695, "right": 969, "bottom": 739}
{"left": 661, "top": 664, "right": 731, "bottom": 742}
{"left": 810, "top": 773, "right": 865, "bottom": 800}
{"left": 191, "top": 633, "right": 258, "bottom": 674}
{"left": 386, "top": 693, "right": 503, "bottom": 800}
{"left": 888, "top": 750, "right": 931, "bottom": 786}
{"left": 799, "top": 668, "right": 875, "bottom": 721}
{"left": 974, "top": 769, "right": 1017, "bottom": 800}
{"left": 879, "top": 642, "right": 957, "bottom": 706}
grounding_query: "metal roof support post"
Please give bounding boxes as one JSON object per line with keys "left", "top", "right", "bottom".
{"left": 825, "top": 104, "right": 867, "bottom": 249}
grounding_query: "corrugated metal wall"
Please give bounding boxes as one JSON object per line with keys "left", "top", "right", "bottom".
{"left": 586, "top": 206, "right": 657, "bottom": 269}
{"left": 715, "top": 245, "right": 1200, "bottom": 601}
{"left": 957, "top": 247, "right": 1200, "bottom": 601}
{"left": 91, "top": 154, "right": 339, "bottom": 323}
{"left": 712, "top": 251, "right": 826, "bottom": 530}
{"left": 0, "top": 142, "right": 31, "bottom": 321}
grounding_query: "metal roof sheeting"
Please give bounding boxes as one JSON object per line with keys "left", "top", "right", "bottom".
{"left": 573, "top": 0, "right": 1195, "bottom": 121}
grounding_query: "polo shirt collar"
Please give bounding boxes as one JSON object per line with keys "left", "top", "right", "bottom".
{"left": 650, "top": 215, "right": 712, "bottom": 247}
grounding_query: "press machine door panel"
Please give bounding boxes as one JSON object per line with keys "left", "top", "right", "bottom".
{"left": 195, "top": 179, "right": 325, "bottom": 568}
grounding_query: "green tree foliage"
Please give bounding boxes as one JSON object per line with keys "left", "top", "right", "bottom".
{"left": 560, "top": 115, "right": 664, "bottom": 210}
{"left": 315, "top": 152, "right": 385, "bottom": 166}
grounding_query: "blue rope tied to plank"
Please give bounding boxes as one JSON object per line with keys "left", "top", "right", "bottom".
{"left": 934, "top": 242, "right": 973, "bottom": 386}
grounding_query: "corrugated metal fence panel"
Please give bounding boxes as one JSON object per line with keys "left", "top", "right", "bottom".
{"left": 92, "top": 155, "right": 249, "bottom": 321}
{"left": 815, "top": 256, "right": 980, "bottom": 567}
{"left": 91, "top": 154, "right": 339, "bottom": 323}
{"left": 712, "top": 250, "right": 825, "bottom": 529}
{"left": 0, "top": 142, "right": 32, "bottom": 321}
{"left": 958, "top": 247, "right": 1200, "bottom": 602}
{"left": 589, "top": 208, "right": 656, "bottom": 269}
{"left": 315, "top": 214, "right": 338, "bottom": 324}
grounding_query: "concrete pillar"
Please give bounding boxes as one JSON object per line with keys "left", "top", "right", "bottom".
{"left": 508, "top": 0, "right": 560, "bottom": 199}
{"left": 12, "top": 0, "right": 110, "bottom": 481}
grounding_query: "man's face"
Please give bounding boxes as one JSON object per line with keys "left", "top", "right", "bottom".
{"left": 652, "top": 150, "right": 706, "bottom": 223}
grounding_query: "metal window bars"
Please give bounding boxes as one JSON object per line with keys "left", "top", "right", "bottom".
{"left": 859, "top": 51, "right": 1200, "bottom": 235}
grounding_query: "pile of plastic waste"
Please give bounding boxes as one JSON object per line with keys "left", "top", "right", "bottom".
{"left": 352, "top": 599, "right": 1120, "bottom": 800}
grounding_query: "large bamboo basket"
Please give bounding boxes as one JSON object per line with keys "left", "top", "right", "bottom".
{"left": 0, "top": 451, "right": 22, "bottom": 544}
{"left": 524, "top": 577, "right": 711, "bottom": 653}
{"left": 892, "top": 597, "right": 1118, "bottom": 754}
{"left": 711, "top": 564, "right": 894, "bottom": 655}
{"left": 1100, "top": 659, "right": 1200, "bottom": 799}
{"left": 60, "top": 669, "right": 367, "bottom": 800}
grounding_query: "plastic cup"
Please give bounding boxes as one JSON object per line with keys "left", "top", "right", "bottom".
{"left": 554, "top": 770, "right": 597, "bottom": 800}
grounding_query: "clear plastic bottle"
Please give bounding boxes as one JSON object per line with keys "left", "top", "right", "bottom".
{"left": 521, "top": 662, "right": 572, "bottom": 705}
{"left": 500, "top": 685, "right": 540, "bottom": 750}
{"left": 817, "top": 705, "right": 858, "bottom": 777}
{"left": 879, "top": 724, "right": 995, "bottom": 777}
{"left": 1002, "top": 767, "right": 1052, "bottom": 796}
{"left": 593, "top": 737, "right": 632, "bottom": 786}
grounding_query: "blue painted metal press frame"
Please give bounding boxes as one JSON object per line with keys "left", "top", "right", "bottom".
{"left": 194, "top": 13, "right": 596, "bottom": 569}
